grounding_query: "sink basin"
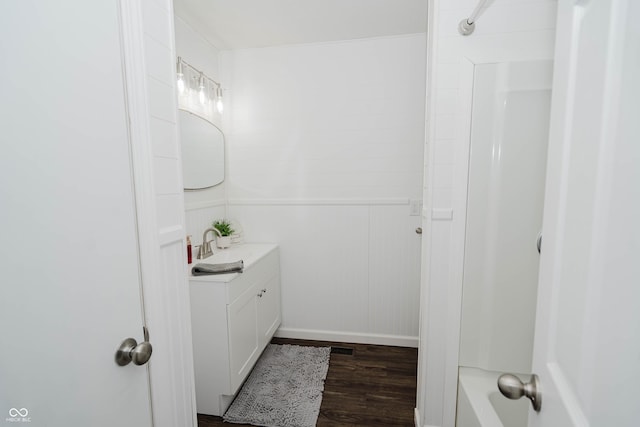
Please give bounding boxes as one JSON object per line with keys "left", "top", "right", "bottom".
{"left": 190, "top": 243, "right": 277, "bottom": 282}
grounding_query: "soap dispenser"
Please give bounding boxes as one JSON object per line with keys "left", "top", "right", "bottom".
{"left": 186, "top": 235, "right": 193, "bottom": 264}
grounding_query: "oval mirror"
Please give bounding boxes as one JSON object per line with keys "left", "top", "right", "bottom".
{"left": 178, "top": 109, "right": 225, "bottom": 190}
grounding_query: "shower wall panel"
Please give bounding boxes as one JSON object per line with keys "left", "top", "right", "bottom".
{"left": 458, "top": 60, "right": 552, "bottom": 374}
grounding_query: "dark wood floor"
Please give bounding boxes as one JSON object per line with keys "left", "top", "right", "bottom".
{"left": 197, "top": 337, "right": 418, "bottom": 427}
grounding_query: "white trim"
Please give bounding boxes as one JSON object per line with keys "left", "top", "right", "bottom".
{"left": 159, "top": 225, "right": 187, "bottom": 246}
{"left": 119, "top": 2, "right": 196, "bottom": 426}
{"left": 414, "top": 408, "right": 421, "bottom": 427}
{"left": 275, "top": 327, "right": 418, "bottom": 348}
{"left": 547, "top": 362, "right": 590, "bottom": 426}
{"left": 228, "top": 198, "right": 410, "bottom": 206}
{"left": 415, "top": 1, "right": 438, "bottom": 426}
{"left": 117, "top": 2, "right": 163, "bottom": 424}
{"left": 228, "top": 32, "right": 427, "bottom": 53}
{"left": 431, "top": 208, "right": 454, "bottom": 221}
{"left": 184, "top": 199, "right": 226, "bottom": 211}
{"left": 441, "top": 57, "right": 475, "bottom": 427}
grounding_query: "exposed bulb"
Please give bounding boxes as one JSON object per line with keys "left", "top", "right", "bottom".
{"left": 176, "top": 57, "right": 185, "bottom": 94}
{"left": 215, "top": 86, "right": 224, "bottom": 114}
{"left": 198, "top": 72, "right": 206, "bottom": 105}
{"left": 177, "top": 74, "right": 185, "bottom": 94}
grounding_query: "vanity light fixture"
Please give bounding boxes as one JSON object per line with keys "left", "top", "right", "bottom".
{"left": 176, "top": 57, "right": 224, "bottom": 113}
{"left": 176, "top": 57, "right": 185, "bottom": 94}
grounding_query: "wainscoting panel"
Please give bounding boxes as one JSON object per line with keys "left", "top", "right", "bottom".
{"left": 228, "top": 203, "right": 371, "bottom": 334}
{"left": 184, "top": 203, "right": 227, "bottom": 247}
{"left": 368, "top": 205, "right": 422, "bottom": 338}
{"left": 227, "top": 200, "right": 421, "bottom": 345}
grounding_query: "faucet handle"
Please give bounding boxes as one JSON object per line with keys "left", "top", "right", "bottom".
{"left": 197, "top": 228, "right": 217, "bottom": 260}
{"left": 196, "top": 242, "right": 212, "bottom": 260}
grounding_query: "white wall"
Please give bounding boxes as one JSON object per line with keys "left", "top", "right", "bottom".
{"left": 417, "top": 0, "right": 557, "bottom": 426}
{"left": 222, "top": 35, "right": 426, "bottom": 345}
{"left": 174, "top": 16, "right": 227, "bottom": 242}
{"left": 222, "top": 35, "right": 426, "bottom": 200}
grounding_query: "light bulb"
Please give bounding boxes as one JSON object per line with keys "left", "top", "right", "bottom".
{"left": 215, "top": 85, "right": 224, "bottom": 114}
{"left": 198, "top": 73, "right": 206, "bottom": 105}
{"left": 176, "top": 57, "right": 185, "bottom": 94}
{"left": 177, "top": 75, "right": 185, "bottom": 94}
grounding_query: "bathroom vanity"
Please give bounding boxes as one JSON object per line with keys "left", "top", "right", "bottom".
{"left": 188, "top": 243, "right": 281, "bottom": 416}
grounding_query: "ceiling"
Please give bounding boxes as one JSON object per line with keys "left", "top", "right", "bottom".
{"left": 173, "top": 0, "right": 428, "bottom": 50}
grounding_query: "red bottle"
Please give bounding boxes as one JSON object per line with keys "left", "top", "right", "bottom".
{"left": 186, "top": 235, "right": 193, "bottom": 264}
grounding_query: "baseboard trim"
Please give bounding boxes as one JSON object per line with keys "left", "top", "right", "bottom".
{"left": 415, "top": 409, "right": 442, "bottom": 427}
{"left": 228, "top": 198, "right": 410, "bottom": 206}
{"left": 275, "top": 327, "right": 418, "bottom": 348}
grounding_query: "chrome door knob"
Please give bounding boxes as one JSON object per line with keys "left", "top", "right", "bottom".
{"left": 498, "top": 373, "right": 542, "bottom": 411}
{"left": 115, "top": 337, "right": 153, "bottom": 366}
{"left": 415, "top": 227, "right": 423, "bottom": 234}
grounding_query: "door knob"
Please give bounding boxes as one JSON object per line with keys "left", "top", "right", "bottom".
{"left": 536, "top": 232, "right": 542, "bottom": 254}
{"left": 115, "top": 330, "right": 153, "bottom": 366}
{"left": 497, "top": 373, "right": 541, "bottom": 411}
{"left": 415, "top": 227, "right": 422, "bottom": 234}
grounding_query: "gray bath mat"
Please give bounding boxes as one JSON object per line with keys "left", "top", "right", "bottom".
{"left": 223, "top": 344, "right": 331, "bottom": 427}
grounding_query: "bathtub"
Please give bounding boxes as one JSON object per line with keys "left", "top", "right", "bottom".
{"left": 456, "top": 367, "right": 529, "bottom": 427}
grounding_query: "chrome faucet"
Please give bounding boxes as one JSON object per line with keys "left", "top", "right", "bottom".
{"left": 197, "top": 227, "right": 223, "bottom": 260}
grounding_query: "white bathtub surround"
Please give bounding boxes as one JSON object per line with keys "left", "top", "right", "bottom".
{"left": 417, "top": 1, "right": 557, "bottom": 426}
{"left": 459, "top": 60, "right": 552, "bottom": 375}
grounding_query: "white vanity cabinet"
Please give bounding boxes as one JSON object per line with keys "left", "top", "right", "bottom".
{"left": 188, "top": 244, "right": 281, "bottom": 416}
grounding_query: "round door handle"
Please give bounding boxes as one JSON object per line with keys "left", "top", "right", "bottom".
{"left": 415, "top": 227, "right": 423, "bottom": 234}
{"left": 115, "top": 337, "right": 153, "bottom": 366}
{"left": 498, "top": 373, "right": 541, "bottom": 412}
{"left": 536, "top": 232, "right": 542, "bottom": 254}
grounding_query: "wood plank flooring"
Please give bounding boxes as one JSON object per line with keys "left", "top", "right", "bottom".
{"left": 197, "top": 337, "right": 418, "bottom": 427}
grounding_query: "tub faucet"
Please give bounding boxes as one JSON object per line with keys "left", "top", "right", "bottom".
{"left": 197, "top": 227, "right": 222, "bottom": 259}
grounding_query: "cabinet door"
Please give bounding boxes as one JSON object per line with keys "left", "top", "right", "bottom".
{"left": 257, "top": 274, "right": 282, "bottom": 347}
{"left": 227, "top": 286, "right": 260, "bottom": 394}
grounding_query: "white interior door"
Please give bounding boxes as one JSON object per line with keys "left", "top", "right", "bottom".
{"left": 0, "top": 2, "right": 153, "bottom": 426}
{"left": 529, "top": 0, "right": 640, "bottom": 425}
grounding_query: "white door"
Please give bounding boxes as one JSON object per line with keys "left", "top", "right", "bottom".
{"left": 0, "top": 2, "right": 153, "bottom": 426}
{"left": 528, "top": 0, "right": 640, "bottom": 425}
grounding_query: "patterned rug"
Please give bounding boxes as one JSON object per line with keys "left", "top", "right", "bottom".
{"left": 223, "top": 344, "right": 331, "bottom": 427}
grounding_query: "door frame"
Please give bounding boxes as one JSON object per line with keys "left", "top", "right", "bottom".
{"left": 416, "top": 52, "right": 554, "bottom": 427}
{"left": 119, "top": 1, "right": 197, "bottom": 425}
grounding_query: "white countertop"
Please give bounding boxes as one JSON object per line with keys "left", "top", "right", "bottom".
{"left": 188, "top": 243, "right": 278, "bottom": 283}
